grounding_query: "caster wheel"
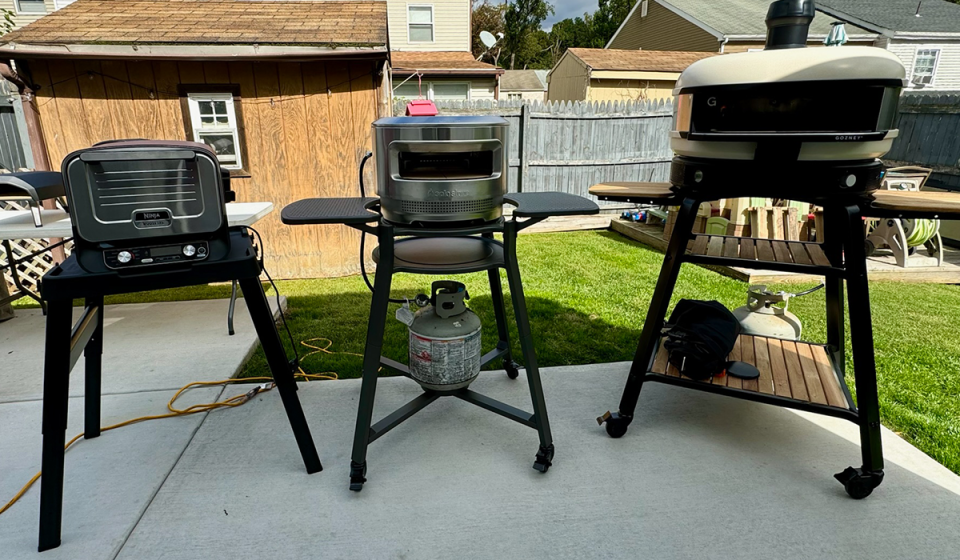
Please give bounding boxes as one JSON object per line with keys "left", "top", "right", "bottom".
{"left": 605, "top": 419, "right": 629, "bottom": 439}
{"left": 834, "top": 467, "right": 883, "bottom": 500}
{"left": 864, "top": 239, "right": 876, "bottom": 257}
{"left": 533, "top": 444, "right": 554, "bottom": 473}
{"left": 349, "top": 461, "right": 367, "bottom": 492}
{"left": 504, "top": 360, "right": 521, "bottom": 379}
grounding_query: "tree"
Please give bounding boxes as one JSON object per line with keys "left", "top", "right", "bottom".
{"left": 592, "top": 0, "right": 636, "bottom": 47}
{"left": 472, "top": 1, "right": 506, "bottom": 66}
{"left": 503, "top": 0, "right": 554, "bottom": 69}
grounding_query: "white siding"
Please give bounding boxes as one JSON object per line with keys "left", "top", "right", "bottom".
{"left": 887, "top": 39, "right": 960, "bottom": 92}
{"left": 387, "top": 0, "right": 470, "bottom": 51}
{"left": 0, "top": 0, "right": 56, "bottom": 31}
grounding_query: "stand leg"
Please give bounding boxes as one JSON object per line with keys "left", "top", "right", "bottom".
{"left": 823, "top": 205, "right": 846, "bottom": 373}
{"left": 834, "top": 204, "right": 885, "bottom": 499}
{"left": 350, "top": 222, "right": 394, "bottom": 491}
{"left": 600, "top": 196, "right": 700, "bottom": 438}
{"left": 237, "top": 276, "right": 322, "bottom": 474}
{"left": 502, "top": 220, "right": 554, "bottom": 472}
{"left": 484, "top": 233, "right": 518, "bottom": 379}
{"left": 227, "top": 280, "right": 238, "bottom": 336}
{"left": 38, "top": 299, "right": 72, "bottom": 552}
{"left": 83, "top": 297, "right": 103, "bottom": 439}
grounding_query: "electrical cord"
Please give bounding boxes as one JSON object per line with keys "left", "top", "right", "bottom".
{"left": 357, "top": 151, "right": 412, "bottom": 304}
{"left": 246, "top": 225, "right": 301, "bottom": 367}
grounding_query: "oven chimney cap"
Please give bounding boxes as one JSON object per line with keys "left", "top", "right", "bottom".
{"left": 765, "top": 0, "right": 816, "bottom": 50}
{"left": 405, "top": 99, "right": 439, "bottom": 116}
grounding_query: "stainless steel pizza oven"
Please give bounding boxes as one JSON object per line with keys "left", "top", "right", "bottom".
{"left": 62, "top": 140, "right": 233, "bottom": 272}
{"left": 671, "top": 0, "right": 906, "bottom": 164}
{"left": 372, "top": 116, "right": 508, "bottom": 225}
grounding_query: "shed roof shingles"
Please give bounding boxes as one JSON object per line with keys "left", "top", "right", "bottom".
{"left": 568, "top": 48, "right": 718, "bottom": 72}
{"left": 500, "top": 70, "right": 547, "bottom": 91}
{"left": 390, "top": 51, "right": 501, "bottom": 72}
{"left": 1, "top": 0, "right": 388, "bottom": 46}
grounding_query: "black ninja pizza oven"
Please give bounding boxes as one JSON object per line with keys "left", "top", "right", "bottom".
{"left": 62, "top": 140, "right": 234, "bottom": 273}
{"left": 668, "top": 0, "right": 907, "bottom": 196}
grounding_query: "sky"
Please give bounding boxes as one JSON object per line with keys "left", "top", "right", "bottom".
{"left": 542, "top": 0, "right": 599, "bottom": 30}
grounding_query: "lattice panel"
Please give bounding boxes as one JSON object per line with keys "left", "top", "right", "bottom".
{"left": 1, "top": 200, "right": 73, "bottom": 296}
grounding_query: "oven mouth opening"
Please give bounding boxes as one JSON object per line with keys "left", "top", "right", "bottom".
{"left": 398, "top": 151, "right": 494, "bottom": 180}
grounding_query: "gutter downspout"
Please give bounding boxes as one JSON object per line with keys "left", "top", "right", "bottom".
{"left": 0, "top": 59, "right": 66, "bottom": 264}
{"left": 719, "top": 36, "right": 729, "bottom": 53}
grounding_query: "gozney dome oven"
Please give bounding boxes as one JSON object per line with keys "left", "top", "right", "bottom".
{"left": 671, "top": 1, "right": 906, "bottom": 164}
{"left": 372, "top": 116, "right": 508, "bottom": 226}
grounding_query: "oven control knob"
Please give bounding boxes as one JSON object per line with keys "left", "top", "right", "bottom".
{"left": 182, "top": 245, "right": 197, "bottom": 257}
{"left": 117, "top": 251, "right": 133, "bottom": 264}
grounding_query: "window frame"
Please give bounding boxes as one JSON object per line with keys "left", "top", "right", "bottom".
{"left": 640, "top": 0, "right": 648, "bottom": 18}
{"left": 407, "top": 4, "right": 435, "bottom": 44}
{"left": 178, "top": 85, "right": 250, "bottom": 176}
{"left": 911, "top": 48, "right": 940, "bottom": 86}
{"left": 393, "top": 80, "right": 472, "bottom": 102}
{"left": 507, "top": 93, "right": 522, "bottom": 100}
{"left": 15, "top": 0, "right": 46, "bottom": 14}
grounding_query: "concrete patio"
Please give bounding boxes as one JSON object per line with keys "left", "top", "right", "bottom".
{"left": 2, "top": 300, "right": 960, "bottom": 559}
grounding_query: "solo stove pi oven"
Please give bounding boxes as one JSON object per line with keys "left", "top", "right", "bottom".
{"left": 372, "top": 116, "right": 508, "bottom": 226}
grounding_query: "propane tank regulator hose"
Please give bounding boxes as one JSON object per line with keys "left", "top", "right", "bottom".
{"left": 358, "top": 151, "right": 412, "bottom": 304}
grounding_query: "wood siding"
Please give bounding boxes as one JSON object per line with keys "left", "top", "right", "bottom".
{"left": 387, "top": 0, "right": 470, "bottom": 52}
{"left": 587, "top": 78, "right": 676, "bottom": 101}
{"left": 28, "top": 58, "right": 381, "bottom": 278}
{"left": 607, "top": 0, "right": 720, "bottom": 52}
{"left": 546, "top": 54, "right": 589, "bottom": 102}
{"left": 888, "top": 39, "right": 960, "bottom": 92}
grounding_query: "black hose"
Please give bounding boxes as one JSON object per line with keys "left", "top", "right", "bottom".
{"left": 357, "top": 151, "right": 408, "bottom": 304}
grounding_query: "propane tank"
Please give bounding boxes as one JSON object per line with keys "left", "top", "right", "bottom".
{"left": 407, "top": 281, "right": 482, "bottom": 392}
{"left": 732, "top": 285, "right": 803, "bottom": 340}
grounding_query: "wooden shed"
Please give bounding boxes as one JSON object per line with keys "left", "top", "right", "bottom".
{"left": 0, "top": 0, "right": 390, "bottom": 279}
{"left": 547, "top": 48, "right": 718, "bottom": 103}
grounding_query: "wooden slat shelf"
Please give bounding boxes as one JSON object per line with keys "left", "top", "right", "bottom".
{"left": 650, "top": 334, "right": 854, "bottom": 416}
{"left": 684, "top": 234, "right": 840, "bottom": 274}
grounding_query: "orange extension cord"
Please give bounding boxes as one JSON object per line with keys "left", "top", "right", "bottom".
{"left": 0, "top": 337, "right": 359, "bottom": 516}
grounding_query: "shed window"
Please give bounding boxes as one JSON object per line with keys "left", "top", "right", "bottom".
{"left": 912, "top": 49, "right": 940, "bottom": 85}
{"left": 408, "top": 5, "right": 434, "bottom": 42}
{"left": 15, "top": 0, "right": 46, "bottom": 13}
{"left": 640, "top": 0, "right": 648, "bottom": 17}
{"left": 187, "top": 93, "right": 242, "bottom": 169}
{"left": 508, "top": 93, "right": 522, "bottom": 100}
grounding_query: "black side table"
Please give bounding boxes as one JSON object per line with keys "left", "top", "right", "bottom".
{"left": 36, "top": 228, "right": 322, "bottom": 551}
{"left": 282, "top": 192, "right": 599, "bottom": 491}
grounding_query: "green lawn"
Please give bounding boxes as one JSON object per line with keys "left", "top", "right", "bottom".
{"left": 13, "top": 230, "right": 960, "bottom": 474}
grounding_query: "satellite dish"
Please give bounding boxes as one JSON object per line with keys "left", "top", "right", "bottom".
{"left": 480, "top": 31, "right": 497, "bottom": 49}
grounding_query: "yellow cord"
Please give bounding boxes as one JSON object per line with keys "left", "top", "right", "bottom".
{"left": 0, "top": 337, "right": 363, "bottom": 517}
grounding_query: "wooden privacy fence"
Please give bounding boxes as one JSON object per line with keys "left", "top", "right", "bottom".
{"left": 392, "top": 99, "right": 674, "bottom": 201}
{"left": 886, "top": 93, "right": 960, "bottom": 190}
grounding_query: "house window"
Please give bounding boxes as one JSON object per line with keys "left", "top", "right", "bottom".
{"left": 394, "top": 81, "right": 470, "bottom": 101}
{"left": 408, "top": 5, "right": 434, "bottom": 42}
{"left": 186, "top": 93, "right": 243, "bottom": 169}
{"left": 508, "top": 93, "right": 522, "bottom": 100}
{"left": 15, "top": 0, "right": 46, "bottom": 14}
{"left": 640, "top": 0, "right": 648, "bottom": 17}
{"left": 912, "top": 49, "right": 940, "bottom": 85}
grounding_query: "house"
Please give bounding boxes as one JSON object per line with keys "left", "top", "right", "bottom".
{"left": 817, "top": 0, "right": 960, "bottom": 91}
{"left": 500, "top": 70, "right": 548, "bottom": 101}
{"left": 386, "top": 0, "right": 502, "bottom": 102}
{"left": 606, "top": 0, "right": 877, "bottom": 52}
{"left": 606, "top": 0, "right": 960, "bottom": 91}
{"left": 547, "top": 48, "right": 717, "bottom": 102}
{"left": 0, "top": 0, "right": 390, "bottom": 279}
{"left": 0, "top": 0, "right": 73, "bottom": 31}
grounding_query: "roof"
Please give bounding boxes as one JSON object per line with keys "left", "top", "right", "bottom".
{"left": 0, "top": 0, "right": 387, "bottom": 53}
{"left": 500, "top": 70, "right": 547, "bottom": 91}
{"left": 652, "top": 0, "right": 876, "bottom": 39}
{"left": 817, "top": 0, "right": 960, "bottom": 36}
{"left": 567, "top": 48, "right": 719, "bottom": 72}
{"left": 390, "top": 51, "right": 502, "bottom": 75}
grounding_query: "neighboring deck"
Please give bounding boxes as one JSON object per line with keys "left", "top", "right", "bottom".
{"left": 613, "top": 220, "right": 960, "bottom": 284}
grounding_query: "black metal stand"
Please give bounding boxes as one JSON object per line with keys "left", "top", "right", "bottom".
{"left": 282, "top": 192, "right": 598, "bottom": 491}
{"left": 596, "top": 160, "right": 889, "bottom": 499}
{"left": 35, "top": 228, "right": 321, "bottom": 552}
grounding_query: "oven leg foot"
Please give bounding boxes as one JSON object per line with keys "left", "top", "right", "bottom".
{"left": 533, "top": 444, "right": 554, "bottom": 473}
{"left": 349, "top": 461, "right": 367, "bottom": 492}
{"left": 504, "top": 360, "right": 521, "bottom": 380}
{"left": 835, "top": 467, "right": 884, "bottom": 499}
{"left": 597, "top": 411, "right": 632, "bottom": 438}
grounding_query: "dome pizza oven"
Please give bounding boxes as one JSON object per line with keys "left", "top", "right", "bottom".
{"left": 372, "top": 116, "right": 508, "bottom": 226}
{"left": 669, "top": 0, "right": 906, "bottom": 195}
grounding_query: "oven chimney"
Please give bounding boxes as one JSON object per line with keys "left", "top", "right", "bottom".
{"left": 765, "top": 0, "right": 816, "bottom": 50}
